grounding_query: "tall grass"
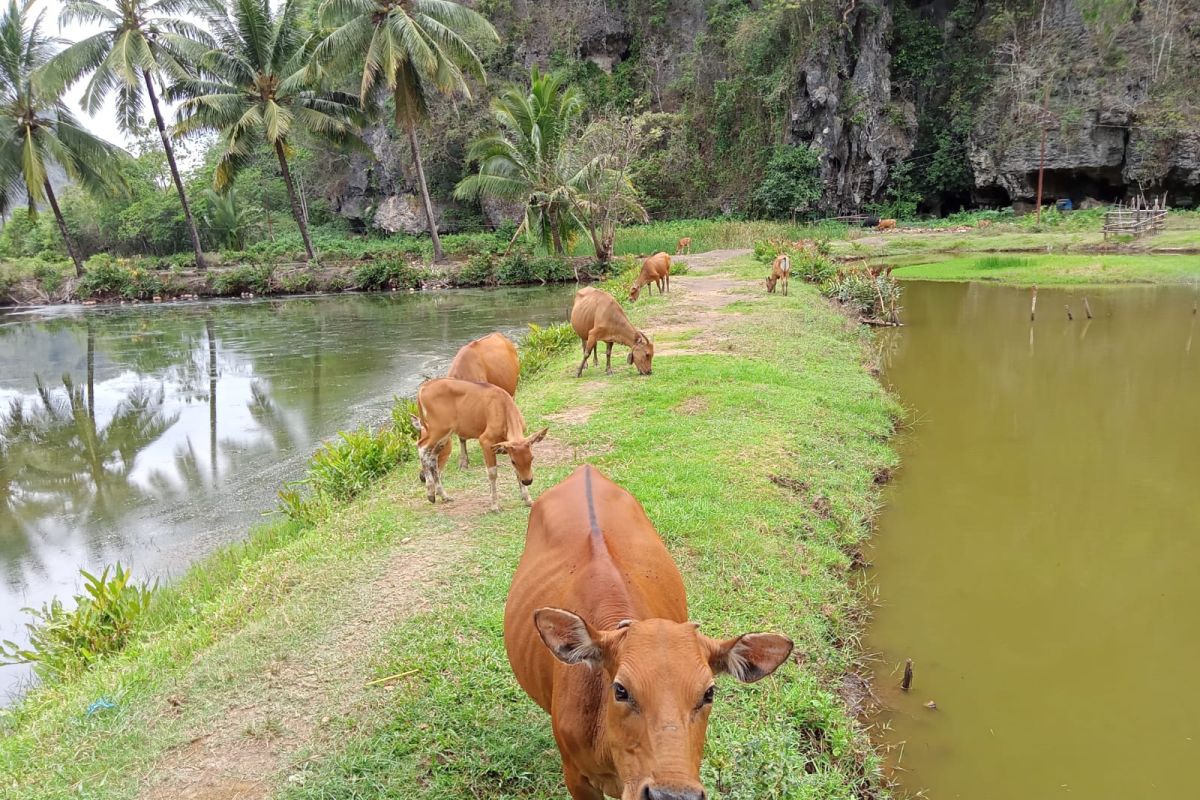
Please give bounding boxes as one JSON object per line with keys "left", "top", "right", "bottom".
{"left": 572, "top": 218, "right": 849, "bottom": 258}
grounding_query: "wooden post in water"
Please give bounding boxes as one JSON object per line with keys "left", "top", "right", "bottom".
{"left": 1065, "top": 304, "right": 1073, "bottom": 321}
{"left": 901, "top": 658, "right": 914, "bottom": 692}
{"left": 1031, "top": 285, "right": 1038, "bottom": 321}
{"left": 1083, "top": 296, "right": 1093, "bottom": 319}
{"left": 1036, "top": 84, "right": 1050, "bottom": 226}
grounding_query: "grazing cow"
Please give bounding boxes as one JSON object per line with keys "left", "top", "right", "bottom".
{"left": 978, "top": 219, "right": 992, "bottom": 228}
{"left": 447, "top": 332, "right": 519, "bottom": 469}
{"left": 675, "top": 237, "right": 692, "bottom": 255}
{"left": 412, "top": 377, "right": 547, "bottom": 512}
{"left": 766, "top": 253, "right": 790, "bottom": 296}
{"left": 504, "top": 465, "right": 793, "bottom": 800}
{"left": 876, "top": 218, "right": 897, "bottom": 230}
{"left": 629, "top": 252, "right": 671, "bottom": 301}
{"left": 571, "top": 288, "right": 654, "bottom": 377}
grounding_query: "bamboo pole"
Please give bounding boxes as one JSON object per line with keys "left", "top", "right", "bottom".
{"left": 901, "top": 659, "right": 914, "bottom": 692}
{"left": 1065, "top": 304, "right": 1073, "bottom": 321}
{"left": 1083, "top": 296, "right": 1093, "bottom": 319}
{"left": 1031, "top": 285, "right": 1038, "bottom": 321}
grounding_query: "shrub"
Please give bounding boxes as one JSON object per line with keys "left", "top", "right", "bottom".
{"left": 352, "top": 258, "right": 422, "bottom": 291}
{"left": 276, "top": 270, "right": 313, "bottom": 293}
{"left": 0, "top": 564, "right": 155, "bottom": 681}
{"left": 32, "top": 261, "right": 66, "bottom": 295}
{"left": 77, "top": 256, "right": 164, "bottom": 300}
{"left": 455, "top": 252, "right": 499, "bottom": 287}
{"left": 279, "top": 398, "right": 417, "bottom": 525}
{"left": 822, "top": 268, "right": 902, "bottom": 321}
{"left": 751, "top": 145, "right": 823, "bottom": 220}
{"left": 211, "top": 264, "right": 273, "bottom": 296}
{"left": 752, "top": 239, "right": 833, "bottom": 282}
{"left": 519, "top": 322, "right": 577, "bottom": 380}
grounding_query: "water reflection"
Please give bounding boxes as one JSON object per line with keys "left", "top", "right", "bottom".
{"left": 0, "top": 287, "right": 574, "bottom": 698}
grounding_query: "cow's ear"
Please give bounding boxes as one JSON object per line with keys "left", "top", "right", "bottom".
{"left": 409, "top": 415, "right": 422, "bottom": 431}
{"left": 627, "top": 351, "right": 635, "bottom": 364}
{"left": 534, "top": 608, "right": 602, "bottom": 667}
{"left": 706, "top": 632, "right": 793, "bottom": 683}
{"left": 527, "top": 427, "right": 549, "bottom": 446}
{"left": 493, "top": 441, "right": 511, "bottom": 455}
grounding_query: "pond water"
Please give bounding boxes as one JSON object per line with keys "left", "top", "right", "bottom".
{"left": 867, "top": 280, "right": 1200, "bottom": 799}
{"left": 0, "top": 287, "right": 574, "bottom": 700}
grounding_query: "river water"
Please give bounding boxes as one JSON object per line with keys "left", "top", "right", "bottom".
{"left": 867, "top": 280, "right": 1200, "bottom": 799}
{"left": 0, "top": 287, "right": 574, "bottom": 700}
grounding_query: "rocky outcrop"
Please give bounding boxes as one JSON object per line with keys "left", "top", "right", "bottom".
{"left": 968, "top": 0, "right": 1200, "bottom": 206}
{"left": 789, "top": 0, "right": 917, "bottom": 211}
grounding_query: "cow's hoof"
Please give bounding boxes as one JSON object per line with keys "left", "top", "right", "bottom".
{"left": 426, "top": 495, "right": 436, "bottom": 504}
{"left": 458, "top": 460, "right": 469, "bottom": 470}
{"left": 605, "top": 369, "right": 614, "bottom": 375}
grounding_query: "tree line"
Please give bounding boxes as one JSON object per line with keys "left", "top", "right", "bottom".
{"left": 1, "top": 0, "right": 669, "bottom": 278}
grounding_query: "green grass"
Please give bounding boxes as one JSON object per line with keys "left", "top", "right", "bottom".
{"left": 575, "top": 218, "right": 850, "bottom": 258}
{"left": 0, "top": 268, "right": 898, "bottom": 800}
{"left": 893, "top": 253, "right": 1200, "bottom": 285}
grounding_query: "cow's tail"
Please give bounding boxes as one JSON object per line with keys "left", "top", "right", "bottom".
{"left": 780, "top": 255, "right": 790, "bottom": 274}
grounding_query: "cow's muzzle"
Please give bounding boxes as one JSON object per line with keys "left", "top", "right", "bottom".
{"left": 520, "top": 478, "right": 534, "bottom": 487}
{"left": 643, "top": 786, "right": 704, "bottom": 800}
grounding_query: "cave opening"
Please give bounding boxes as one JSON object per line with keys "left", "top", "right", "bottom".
{"left": 1023, "top": 167, "right": 1127, "bottom": 206}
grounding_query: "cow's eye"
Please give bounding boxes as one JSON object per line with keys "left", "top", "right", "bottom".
{"left": 699, "top": 685, "right": 715, "bottom": 707}
{"left": 613, "top": 682, "right": 630, "bottom": 702}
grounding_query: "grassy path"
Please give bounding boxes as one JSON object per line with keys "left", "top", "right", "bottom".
{"left": 2, "top": 251, "right": 898, "bottom": 800}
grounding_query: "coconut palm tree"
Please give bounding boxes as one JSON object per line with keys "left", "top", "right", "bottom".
{"left": 0, "top": 0, "right": 127, "bottom": 277}
{"left": 317, "top": 0, "right": 497, "bottom": 261}
{"left": 170, "top": 0, "right": 363, "bottom": 263}
{"left": 43, "top": 0, "right": 212, "bottom": 269}
{"left": 454, "top": 67, "right": 586, "bottom": 256}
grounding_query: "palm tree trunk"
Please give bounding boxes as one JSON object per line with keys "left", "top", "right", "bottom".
{"left": 143, "top": 70, "right": 206, "bottom": 271}
{"left": 549, "top": 210, "right": 564, "bottom": 255}
{"left": 44, "top": 179, "right": 83, "bottom": 277}
{"left": 273, "top": 141, "right": 316, "bottom": 263}
{"left": 402, "top": 117, "right": 443, "bottom": 262}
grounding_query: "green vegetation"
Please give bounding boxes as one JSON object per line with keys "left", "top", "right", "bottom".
{"left": 0, "top": 256, "right": 898, "bottom": 800}
{"left": 0, "top": 564, "right": 155, "bottom": 682}
{"left": 894, "top": 252, "right": 1200, "bottom": 285}
{"left": 752, "top": 145, "right": 823, "bottom": 220}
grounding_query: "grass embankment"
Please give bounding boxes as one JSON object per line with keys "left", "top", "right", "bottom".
{"left": 1, "top": 253, "right": 898, "bottom": 800}
{"left": 890, "top": 252, "right": 1200, "bottom": 285}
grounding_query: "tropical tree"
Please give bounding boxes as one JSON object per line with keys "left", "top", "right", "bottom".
{"left": 572, "top": 114, "right": 652, "bottom": 263}
{"left": 317, "top": 0, "right": 497, "bottom": 261}
{"left": 454, "top": 67, "right": 586, "bottom": 256}
{"left": 0, "top": 0, "right": 127, "bottom": 276}
{"left": 43, "top": 0, "right": 212, "bottom": 269}
{"left": 171, "top": 0, "right": 363, "bottom": 263}
{"left": 200, "top": 187, "right": 250, "bottom": 249}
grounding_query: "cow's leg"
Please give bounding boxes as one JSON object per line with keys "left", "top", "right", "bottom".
{"left": 784, "top": 275, "right": 789, "bottom": 296}
{"left": 434, "top": 439, "right": 452, "bottom": 502}
{"left": 458, "top": 436, "right": 469, "bottom": 469}
{"left": 576, "top": 336, "right": 597, "bottom": 378}
{"left": 605, "top": 341, "right": 614, "bottom": 374}
{"left": 519, "top": 477, "right": 532, "bottom": 507}
{"left": 481, "top": 440, "right": 501, "bottom": 512}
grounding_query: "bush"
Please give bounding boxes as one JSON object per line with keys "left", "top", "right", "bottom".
{"left": 752, "top": 239, "right": 834, "bottom": 282}
{"left": 77, "top": 256, "right": 164, "bottom": 300}
{"left": 279, "top": 398, "right": 417, "bottom": 525}
{"left": 352, "top": 257, "right": 422, "bottom": 290}
{"left": 0, "top": 564, "right": 155, "bottom": 681}
{"left": 495, "top": 251, "right": 575, "bottom": 285}
{"left": 454, "top": 252, "right": 499, "bottom": 287}
{"left": 519, "top": 322, "right": 578, "bottom": 380}
{"left": 752, "top": 145, "right": 823, "bottom": 220}
{"left": 821, "top": 268, "right": 902, "bottom": 321}
{"left": 32, "top": 261, "right": 67, "bottom": 295}
{"left": 210, "top": 264, "right": 273, "bottom": 295}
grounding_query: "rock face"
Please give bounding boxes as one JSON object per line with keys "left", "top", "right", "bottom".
{"left": 788, "top": 0, "right": 917, "bottom": 211}
{"left": 968, "top": 0, "right": 1200, "bottom": 206}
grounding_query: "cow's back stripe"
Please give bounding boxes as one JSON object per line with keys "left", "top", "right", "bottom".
{"left": 583, "top": 465, "right": 601, "bottom": 538}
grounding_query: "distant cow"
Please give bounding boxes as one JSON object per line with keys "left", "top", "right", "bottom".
{"left": 413, "top": 378, "right": 547, "bottom": 512}
{"left": 978, "top": 219, "right": 992, "bottom": 228}
{"left": 676, "top": 237, "right": 692, "bottom": 254}
{"left": 876, "top": 218, "right": 897, "bottom": 230}
{"left": 862, "top": 216, "right": 880, "bottom": 228}
{"left": 766, "top": 253, "right": 790, "bottom": 296}
{"left": 447, "top": 332, "right": 519, "bottom": 469}
{"left": 505, "top": 465, "right": 793, "bottom": 800}
{"left": 571, "top": 287, "right": 654, "bottom": 377}
{"left": 630, "top": 252, "right": 671, "bottom": 301}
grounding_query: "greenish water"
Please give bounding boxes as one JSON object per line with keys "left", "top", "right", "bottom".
{"left": 867, "top": 281, "right": 1200, "bottom": 798}
{"left": 0, "top": 287, "right": 573, "bottom": 699}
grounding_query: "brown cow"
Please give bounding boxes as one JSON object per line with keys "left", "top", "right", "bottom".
{"left": 876, "top": 218, "right": 897, "bottom": 230}
{"left": 447, "top": 332, "right": 519, "bottom": 469}
{"left": 629, "top": 252, "right": 671, "bottom": 301}
{"left": 765, "top": 253, "right": 790, "bottom": 296}
{"left": 412, "top": 377, "right": 547, "bottom": 512}
{"left": 977, "top": 219, "right": 992, "bottom": 228}
{"left": 504, "top": 465, "right": 793, "bottom": 800}
{"left": 571, "top": 288, "right": 654, "bottom": 377}
{"left": 675, "top": 237, "right": 691, "bottom": 255}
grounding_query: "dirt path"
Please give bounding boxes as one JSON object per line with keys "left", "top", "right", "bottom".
{"left": 136, "top": 250, "right": 756, "bottom": 800}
